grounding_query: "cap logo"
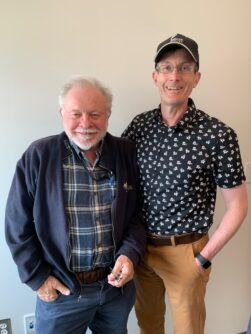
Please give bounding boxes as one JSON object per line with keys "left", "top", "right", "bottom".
{"left": 171, "top": 36, "right": 183, "bottom": 44}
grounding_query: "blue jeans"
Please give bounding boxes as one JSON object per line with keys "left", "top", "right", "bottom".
{"left": 248, "top": 316, "right": 251, "bottom": 334}
{"left": 35, "top": 279, "right": 135, "bottom": 334}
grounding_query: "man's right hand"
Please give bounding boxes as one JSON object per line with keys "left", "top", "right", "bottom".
{"left": 36, "top": 275, "right": 70, "bottom": 301}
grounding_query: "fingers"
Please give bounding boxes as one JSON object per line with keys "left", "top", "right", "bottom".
{"left": 37, "top": 289, "right": 58, "bottom": 302}
{"left": 108, "top": 255, "right": 134, "bottom": 288}
{"left": 55, "top": 279, "right": 71, "bottom": 296}
{"left": 108, "top": 269, "right": 123, "bottom": 287}
{"left": 36, "top": 275, "right": 70, "bottom": 301}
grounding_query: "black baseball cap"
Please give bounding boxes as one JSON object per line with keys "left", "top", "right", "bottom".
{"left": 154, "top": 33, "right": 199, "bottom": 68}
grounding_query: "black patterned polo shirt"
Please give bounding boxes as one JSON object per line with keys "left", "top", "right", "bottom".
{"left": 122, "top": 99, "right": 246, "bottom": 235}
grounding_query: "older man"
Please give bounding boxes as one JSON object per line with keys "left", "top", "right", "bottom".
{"left": 5, "top": 77, "right": 145, "bottom": 334}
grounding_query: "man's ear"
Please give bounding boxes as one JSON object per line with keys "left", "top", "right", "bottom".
{"left": 193, "top": 71, "right": 201, "bottom": 88}
{"left": 152, "top": 70, "right": 158, "bottom": 85}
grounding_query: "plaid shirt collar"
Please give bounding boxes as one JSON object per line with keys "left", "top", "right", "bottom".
{"left": 67, "top": 138, "right": 105, "bottom": 166}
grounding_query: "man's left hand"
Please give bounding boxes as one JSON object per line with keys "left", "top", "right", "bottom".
{"left": 108, "top": 255, "right": 134, "bottom": 288}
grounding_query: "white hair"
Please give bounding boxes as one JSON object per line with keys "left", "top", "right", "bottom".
{"left": 59, "top": 77, "right": 113, "bottom": 115}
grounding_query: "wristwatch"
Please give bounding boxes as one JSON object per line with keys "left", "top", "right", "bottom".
{"left": 195, "top": 252, "right": 211, "bottom": 269}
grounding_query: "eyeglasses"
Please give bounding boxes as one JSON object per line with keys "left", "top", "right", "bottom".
{"left": 156, "top": 63, "right": 196, "bottom": 74}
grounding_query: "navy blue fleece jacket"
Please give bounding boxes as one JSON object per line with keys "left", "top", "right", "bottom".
{"left": 5, "top": 132, "right": 146, "bottom": 295}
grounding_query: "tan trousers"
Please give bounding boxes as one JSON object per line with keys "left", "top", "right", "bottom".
{"left": 134, "top": 234, "right": 211, "bottom": 334}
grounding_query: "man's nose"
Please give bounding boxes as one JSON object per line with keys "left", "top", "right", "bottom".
{"left": 79, "top": 113, "right": 92, "bottom": 126}
{"left": 169, "top": 68, "right": 181, "bottom": 79}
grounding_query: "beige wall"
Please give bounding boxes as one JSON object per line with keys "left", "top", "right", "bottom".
{"left": 0, "top": 1, "right": 250, "bottom": 333}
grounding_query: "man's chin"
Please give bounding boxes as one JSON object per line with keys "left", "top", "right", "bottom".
{"left": 74, "top": 140, "right": 96, "bottom": 151}
{"left": 67, "top": 131, "right": 106, "bottom": 151}
{"left": 72, "top": 135, "right": 104, "bottom": 151}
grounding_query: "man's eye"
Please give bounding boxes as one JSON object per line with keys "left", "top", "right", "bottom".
{"left": 163, "top": 65, "right": 172, "bottom": 72}
{"left": 71, "top": 112, "right": 81, "bottom": 118}
{"left": 181, "top": 64, "right": 192, "bottom": 72}
{"left": 90, "top": 113, "right": 100, "bottom": 118}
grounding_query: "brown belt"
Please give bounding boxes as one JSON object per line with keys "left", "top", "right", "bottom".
{"left": 147, "top": 232, "right": 205, "bottom": 247}
{"left": 76, "top": 267, "right": 110, "bottom": 284}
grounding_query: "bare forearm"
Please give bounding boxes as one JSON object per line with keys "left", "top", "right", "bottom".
{"left": 200, "top": 184, "right": 248, "bottom": 261}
